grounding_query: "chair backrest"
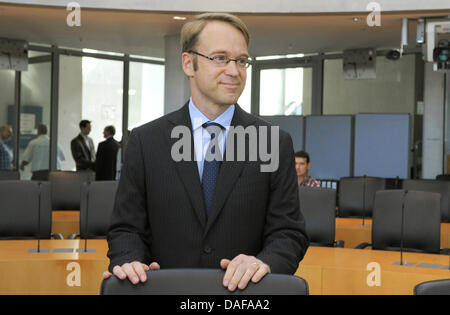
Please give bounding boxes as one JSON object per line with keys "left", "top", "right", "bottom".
{"left": 0, "top": 180, "right": 52, "bottom": 239}
{"left": 0, "top": 170, "right": 20, "bottom": 180}
{"left": 414, "top": 279, "right": 450, "bottom": 295}
{"left": 372, "top": 190, "right": 441, "bottom": 253}
{"left": 298, "top": 186, "right": 336, "bottom": 246}
{"left": 338, "top": 176, "right": 386, "bottom": 218}
{"left": 402, "top": 179, "right": 450, "bottom": 222}
{"left": 436, "top": 174, "right": 450, "bottom": 181}
{"left": 49, "top": 171, "right": 95, "bottom": 210}
{"left": 100, "top": 269, "right": 309, "bottom": 295}
{"left": 80, "top": 181, "right": 119, "bottom": 238}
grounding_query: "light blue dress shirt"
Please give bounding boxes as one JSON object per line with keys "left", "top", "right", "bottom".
{"left": 188, "top": 97, "right": 235, "bottom": 181}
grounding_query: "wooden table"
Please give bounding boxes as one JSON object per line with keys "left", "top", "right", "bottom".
{"left": 0, "top": 240, "right": 109, "bottom": 295}
{"left": 295, "top": 246, "right": 450, "bottom": 295}
{"left": 52, "top": 211, "right": 80, "bottom": 239}
{"left": 336, "top": 218, "right": 450, "bottom": 249}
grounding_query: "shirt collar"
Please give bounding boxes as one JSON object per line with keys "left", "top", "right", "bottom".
{"left": 188, "top": 97, "right": 235, "bottom": 131}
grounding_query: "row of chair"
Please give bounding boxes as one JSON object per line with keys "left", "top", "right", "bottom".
{"left": 2, "top": 170, "right": 450, "bottom": 223}
{"left": 324, "top": 176, "right": 450, "bottom": 222}
{"left": 0, "top": 170, "right": 97, "bottom": 211}
{"left": 300, "top": 186, "right": 449, "bottom": 255}
{"left": 0, "top": 180, "right": 117, "bottom": 240}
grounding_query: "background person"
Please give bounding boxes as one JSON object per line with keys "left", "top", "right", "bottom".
{"left": 295, "top": 150, "right": 320, "bottom": 187}
{"left": 71, "top": 120, "right": 96, "bottom": 172}
{"left": 95, "top": 125, "right": 120, "bottom": 181}
{"left": 0, "top": 125, "right": 13, "bottom": 170}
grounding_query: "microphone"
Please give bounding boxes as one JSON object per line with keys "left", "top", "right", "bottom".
{"left": 399, "top": 190, "right": 407, "bottom": 265}
{"left": 29, "top": 182, "right": 49, "bottom": 253}
{"left": 360, "top": 175, "right": 367, "bottom": 226}
{"left": 76, "top": 181, "right": 95, "bottom": 253}
{"left": 394, "top": 190, "right": 415, "bottom": 266}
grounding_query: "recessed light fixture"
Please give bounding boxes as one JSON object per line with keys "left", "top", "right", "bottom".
{"left": 351, "top": 17, "right": 361, "bottom": 22}
{"left": 173, "top": 16, "right": 187, "bottom": 21}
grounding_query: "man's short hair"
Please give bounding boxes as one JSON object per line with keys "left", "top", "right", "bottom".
{"left": 37, "top": 124, "right": 47, "bottom": 135}
{"left": 295, "top": 150, "right": 310, "bottom": 164}
{"left": 105, "top": 125, "right": 116, "bottom": 136}
{"left": 79, "top": 120, "right": 91, "bottom": 129}
{"left": 180, "top": 13, "right": 250, "bottom": 70}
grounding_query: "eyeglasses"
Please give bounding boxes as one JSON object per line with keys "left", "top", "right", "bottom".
{"left": 189, "top": 51, "right": 251, "bottom": 69}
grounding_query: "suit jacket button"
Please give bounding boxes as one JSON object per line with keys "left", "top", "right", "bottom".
{"left": 204, "top": 246, "right": 212, "bottom": 254}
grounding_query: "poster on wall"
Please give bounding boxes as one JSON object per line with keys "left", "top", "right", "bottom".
{"left": 7, "top": 105, "right": 43, "bottom": 149}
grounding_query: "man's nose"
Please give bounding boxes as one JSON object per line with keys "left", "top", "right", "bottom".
{"left": 224, "top": 60, "right": 240, "bottom": 76}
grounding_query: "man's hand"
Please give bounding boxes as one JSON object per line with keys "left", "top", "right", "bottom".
{"left": 220, "top": 254, "right": 270, "bottom": 292}
{"left": 102, "top": 261, "right": 160, "bottom": 285}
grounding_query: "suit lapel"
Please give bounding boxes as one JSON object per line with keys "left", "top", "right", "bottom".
{"left": 166, "top": 103, "right": 207, "bottom": 229}
{"left": 204, "top": 105, "right": 254, "bottom": 235}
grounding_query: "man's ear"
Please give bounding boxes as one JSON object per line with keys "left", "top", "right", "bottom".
{"left": 182, "top": 52, "right": 195, "bottom": 77}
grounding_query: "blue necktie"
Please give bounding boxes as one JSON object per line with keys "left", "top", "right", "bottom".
{"left": 202, "top": 122, "right": 224, "bottom": 217}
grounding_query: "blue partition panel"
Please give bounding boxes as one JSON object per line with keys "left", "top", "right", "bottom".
{"left": 305, "top": 115, "right": 352, "bottom": 180}
{"left": 354, "top": 114, "right": 409, "bottom": 179}
{"left": 259, "top": 116, "right": 304, "bottom": 151}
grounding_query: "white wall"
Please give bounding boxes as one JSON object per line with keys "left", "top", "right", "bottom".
{"left": 323, "top": 55, "right": 416, "bottom": 116}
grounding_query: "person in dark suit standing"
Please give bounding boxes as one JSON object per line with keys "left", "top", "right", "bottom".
{"left": 71, "top": 120, "right": 96, "bottom": 171}
{"left": 95, "top": 125, "right": 120, "bottom": 181}
{"left": 104, "top": 13, "right": 309, "bottom": 292}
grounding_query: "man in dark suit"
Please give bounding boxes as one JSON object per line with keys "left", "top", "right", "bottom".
{"left": 70, "top": 120, "right": 95, "bottom": 171}
{"left": 104, "top": 13, "right": 309, "bottom": 292}
{"left": 95, "top": 125, "right": 120, "bottom": 181}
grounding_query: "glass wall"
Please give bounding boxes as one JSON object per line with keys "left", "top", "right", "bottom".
{"left": 19, "top": 60, "right": 51, "bottom": 179}
{"left": 259, "top": 67, "right": 312, "bottom": 115}
{"left": 128, "top": 62, "right": 164, "bottom": 130}
{"left": 0, "top": 70, "right": 15, "bottom": 171}
{"left": 238, "top": 66, "right": 252, "bottom": 113}
{"left": 58, "top": 55, "right": 123, "bottom": 171}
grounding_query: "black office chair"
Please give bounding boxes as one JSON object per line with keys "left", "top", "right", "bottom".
{"left": 338, "top": 176, "right": 386, "bottom": 218}
{"left": 100, "top": 269, "right": 309, "bottom": 295}
{"left": 0, "top": 180, "right": 62, "bottom": 240}
{"left": 355, "top": 190, "right": 443, "bottom": 254}
{"left": 436, "top": 174, "right": 450, "bottom": 181}
{"left": 414, "top": 279, "right": 450, "bottom": 295}
{"left": 298, "top": 186, "right": 343, "bottom": 247}
{"left": 402, "top": 179, "right": 450, "bottom": 222}
{"left": 0, "top": 170, "right": 20, "bottom": 180}
{"left": 49, "top": 170, "right": 95, "bottom": 210}
{"left": 68, "top": 181, "right": 119, "bottom": 239}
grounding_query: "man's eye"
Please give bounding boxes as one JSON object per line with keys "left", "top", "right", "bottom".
{"left": 237, "top": 58, "right": 248, "bottom": 65}
{"left": 213, "top": 55, "right": 227, "bottom": 62}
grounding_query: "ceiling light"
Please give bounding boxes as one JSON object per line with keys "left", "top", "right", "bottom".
{"left": 351, "top": 17, "right": 361, "bottom": 22}
{"left": 173, "top": 16, "right": 187, "bottom": 21}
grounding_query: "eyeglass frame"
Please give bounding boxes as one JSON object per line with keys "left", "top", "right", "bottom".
{"left": 188, "top": 51, "right": 252, "bottom": 69}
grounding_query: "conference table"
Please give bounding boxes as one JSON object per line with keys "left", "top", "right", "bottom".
{"left": 1, "top": 239, "right": 449, "bottom": 295}
{"left": 0, "top": 240, "right": 108, "bottom": 295}
{"left": 295, "top": 246, "right": 450, "bottom": 295}
{"left": 336, "top": 218, "right": 450, "bottom": 249}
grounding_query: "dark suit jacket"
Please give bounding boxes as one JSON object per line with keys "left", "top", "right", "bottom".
{"left": 71, "top": 134, "right": 95, "bottom": 171}
{"left": 107, "top": 103, "right": 309, "bottom": 274}
{"left": 96, "top": 137, "right": 120, "bottom": 181}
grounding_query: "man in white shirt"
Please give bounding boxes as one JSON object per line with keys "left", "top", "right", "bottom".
{"left": 20, "top": 124, "right": 65, "bottom": 180}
